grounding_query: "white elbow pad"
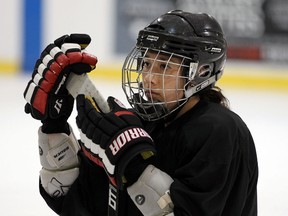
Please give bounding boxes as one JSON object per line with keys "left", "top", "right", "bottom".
{"left": 38, "top": 126, "right": 80, "bottom": 171}
{"left": 127, "top": 165, "right": 174, "bottom": 216}
{"left": 40, "top": 167, "right": 79, "bottom": 197}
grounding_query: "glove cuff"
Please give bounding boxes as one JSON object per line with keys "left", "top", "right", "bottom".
{"left": 115, "top": 142, "right": 156, "bottom": 189}
{"left": 41, "top": 118, "right": 70, "bottom": 134}
{"left": 124, "top": 154, "right": 151, "bottom": 186}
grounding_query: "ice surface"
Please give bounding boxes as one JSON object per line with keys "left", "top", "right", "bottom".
{"left": 0, "top": 73, "right": 287, "bottom": 215}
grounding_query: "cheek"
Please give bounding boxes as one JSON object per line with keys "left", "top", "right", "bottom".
{"left": 163, "top": 78, "right": 185, "bottom": 98}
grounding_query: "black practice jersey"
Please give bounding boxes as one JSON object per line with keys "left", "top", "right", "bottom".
{"left": 40, "top": 99, "right": 258, "bottom": 215}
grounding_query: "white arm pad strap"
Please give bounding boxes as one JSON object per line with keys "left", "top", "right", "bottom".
{"left": 38, "top": 126, "right": 80, "bottom": 197}
{"left": 127, "top": 165, "right": 174, "bottom": 216}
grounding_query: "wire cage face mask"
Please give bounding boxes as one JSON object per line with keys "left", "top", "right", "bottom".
{"left": 122, "top": 47, "right": 195, "bottom": 121}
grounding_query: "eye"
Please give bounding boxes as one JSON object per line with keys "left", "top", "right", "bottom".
{"left": 160, "top": 63, "right": 168, "bottom": 70}
{"left": 143, "top": 61, "right": 149, "bottom": 67}
{"left": 142, "top": 60, "right": 151, "bottom": 70}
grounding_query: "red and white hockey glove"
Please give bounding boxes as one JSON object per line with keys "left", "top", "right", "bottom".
{"left": 76, "top": 95, "right": 156, "bottom": 188}
{"left": 23, "top": 34, "right": 98, "bottom": 134}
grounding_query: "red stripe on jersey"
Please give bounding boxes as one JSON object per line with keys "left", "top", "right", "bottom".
{"left": 114, "top": 111, "right": 134, "bottom": 116}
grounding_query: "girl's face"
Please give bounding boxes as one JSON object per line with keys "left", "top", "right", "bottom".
{"left": 141, "top": 51, "right": 186, "bottom": 111}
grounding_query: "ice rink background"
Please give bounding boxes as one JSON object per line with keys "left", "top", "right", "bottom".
{"left": 0, "top": 63, "right": 288, "bottom": 215}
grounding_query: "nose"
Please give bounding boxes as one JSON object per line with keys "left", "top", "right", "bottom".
{"left": 143, "top": 63, "right": 162, "bottom": 87}
{"left": 143, "top": 71, "right": 156, "bottom": 85}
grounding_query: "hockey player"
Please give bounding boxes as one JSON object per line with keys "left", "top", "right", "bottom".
{"left": 23, "top": 10, "right": 258, "bottom": 216}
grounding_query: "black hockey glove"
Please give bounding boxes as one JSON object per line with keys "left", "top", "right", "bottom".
{"left": 23, "top": 34, "right": 98, "bottom": 134}
{"left": 76, "top": 95, "right": 156, "bottom": 188}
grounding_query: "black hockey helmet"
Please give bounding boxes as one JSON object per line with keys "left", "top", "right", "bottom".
{"left": 137, "top": 10, "right": 227, "bottom": 79}
{"left": 122, "top": 10, "right": 227, "bottom": 121}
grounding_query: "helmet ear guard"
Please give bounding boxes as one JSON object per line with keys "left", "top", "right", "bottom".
{"left": 184, "top": 58, "right": 221, "bottom": 96}
{"left": 184, "top": 69, "right": 223, "bottom": 99}
{"left": 184, "top": 62, "right": 215, "bottom": 98}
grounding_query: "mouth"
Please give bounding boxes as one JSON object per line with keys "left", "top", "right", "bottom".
{"left": 144, "top": 90, "right": 161, "bottom": 101}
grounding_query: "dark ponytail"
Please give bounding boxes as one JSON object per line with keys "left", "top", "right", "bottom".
{"left": 199, "top": 86, "right": 230, "bottom": 109}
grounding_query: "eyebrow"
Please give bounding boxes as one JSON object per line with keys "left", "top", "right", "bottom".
{"left": 145, "top": 53, "right": 170, "bottom": 61}
{"left": 145, "top": 54, "right": 182, "bottom": 65}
